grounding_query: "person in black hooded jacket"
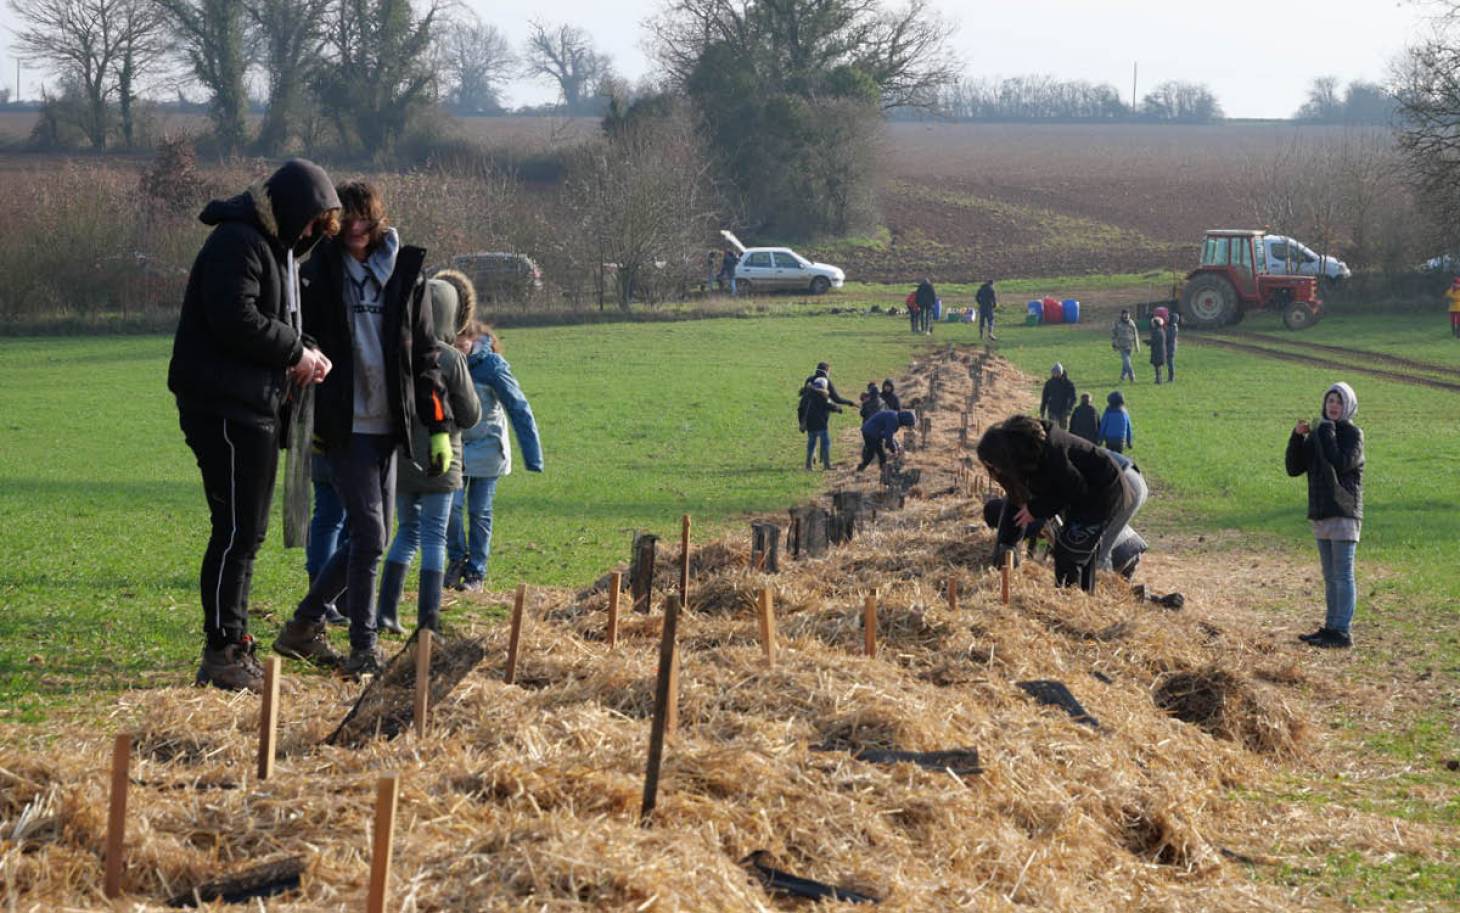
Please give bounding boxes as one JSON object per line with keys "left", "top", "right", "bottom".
{"left": 976, "top": 414, "right": 1134, "bottom": 592}
{"left": 1039, "top": 363, "right": 1077, "bottom": 428}
{"left": 1286, "top": 381, "right": 1364, "bottom": 649}
{"left": 168, "top": 158, "right": 341, "bottom": 693}
{"left": 274, "top": 180, "right": 453, "bottom": 678}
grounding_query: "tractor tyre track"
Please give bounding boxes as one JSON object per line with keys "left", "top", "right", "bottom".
{"left": 1187, "top": 335, "right": 1460, "bottom": 393}
{"left": 1220, "top": 331, "right": 1460, "bottom": 381}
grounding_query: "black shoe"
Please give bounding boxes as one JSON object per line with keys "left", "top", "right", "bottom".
{"left": 341, "top": 645, "right": 383, "bottom": 679}
{"left": 375, "top": 560, "right": 408, "bottom": 636}
{"left": 322, "top": 603, "right": 348, "bottom": 626}
{"left": 1297, "top": 627, "right": 1329, "bottom": 644}
{"left": 274, "top": 619, "right": 342, "bottom": 667}
{"left": 457, "top": 573, "right": 483, "bottom": 593}
{"left": 1312, "top": 629, "right": 1352, "bottom": 649}
{"left": 443, "top": 559, "right": 466, "bottom": 591}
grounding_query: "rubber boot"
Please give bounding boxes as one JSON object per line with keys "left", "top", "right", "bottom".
{"left": 417, "top": 569, "right": 445, "bottom": 634}
{"left": 376, "top": 560, "right": 408, "bottom": 635}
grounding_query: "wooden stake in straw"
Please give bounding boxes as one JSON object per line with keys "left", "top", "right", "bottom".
{"left": 757, "top": 588, "right": 777, "bottom": 666}
{"left": 863, "top": 591, "right": 878, "bottom": 658}
{"left": 640, "top": 594, "right": 682, "bottom": 823}
{"left": 365, "top": 773, "right": 400, "bottom": 913}
{"left": 413, "top": 629, "right": 432, "bottom": 739}
{"left": 505, "top": 584, "right": 526, "bottom": 685}
{"left": 103, "top": 732, "right": 131, "bottom": 899}
{"left": 257, "top": 656, "right": 281, "bottom": 780}
{"left": 1002, "top": 550, "right": 1014, "bottom": 604}
{"left": 679, "top": 513, "right": 691, "bottom": 609}
{"left": 606, "top": 571, "right": 622, "bottom": 649}
{"left": 948, "top": 577, "right": 959, "bottom": 613}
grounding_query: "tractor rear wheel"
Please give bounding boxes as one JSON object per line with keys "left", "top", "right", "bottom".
{"left": 1180, "top": 273, "right": 1238, "bottom": 328}
{"left": 1283, "top": 302, "right": 1319, "bottom": 331}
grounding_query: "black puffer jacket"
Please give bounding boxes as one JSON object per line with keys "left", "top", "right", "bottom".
{"left": 1285, "top": 421, "right": 1364, "bottom": 520}
{"left": 798, "top": 389, "right": 842, "bottom": 433}
{"left": 168, "top": 159, "right": 340, "bottom": 427}
{"left": 1040, "top": 374, "right": 1076, "bottom": 417}
{"left": 1024, "top": 423, "right": 1125, "bottom": 526}
{"left": 301, "top": 236, "right": 450, "bottom": 462}
{"left": 1069, "top": 403, "right": 1099, "bottom": 443}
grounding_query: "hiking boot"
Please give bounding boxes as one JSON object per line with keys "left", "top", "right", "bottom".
{"left": 443, "top": 559, "right": 466, "bottom": 591}
{"left": 1311, "top": 629, "right": 1352, "bottom": 649}
{"left": 341, "top": 645, "right": 383, "bottom": 679}
{"left": 274, "top": 618, "right": 342, "bottom": 668}
{"left": 322, "top": 603, "right": 348, "bottom": 626}
{"left": 196, "top": 636, "right": 264, "bottom": 693}
{"left": 457, "top": 573, "right": 483, "bottom": 593}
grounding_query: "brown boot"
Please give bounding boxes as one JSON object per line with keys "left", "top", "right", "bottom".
{"left": 273, "top": 619, "right": 342, "bottom": 668}
{"left": 195, "top": 636, "right": 265, "bottom": 693}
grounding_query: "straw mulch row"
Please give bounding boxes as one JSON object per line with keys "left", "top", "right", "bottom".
{"left": 0, "top": 349, "right": 1441, "bottom": 912}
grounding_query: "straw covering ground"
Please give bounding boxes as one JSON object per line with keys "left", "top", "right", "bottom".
{"left": 1, "top": 349, "right": 1447, "bottom": 912}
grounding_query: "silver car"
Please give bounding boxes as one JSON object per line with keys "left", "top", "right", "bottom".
{"left": 721, "top": 231, "right": 845, "bottom": 294}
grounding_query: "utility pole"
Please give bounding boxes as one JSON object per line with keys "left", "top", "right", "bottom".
{"left": 1131, "top": 62, "right": 1138, "bottom": 114}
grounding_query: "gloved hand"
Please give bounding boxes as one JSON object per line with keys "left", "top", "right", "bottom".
{"left": 429, "top": 432, "right": 451, "bottom": 476}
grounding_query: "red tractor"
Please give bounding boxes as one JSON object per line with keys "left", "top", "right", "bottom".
{"left": 1178, "top": 230, "right": 1323, "bottom": 330}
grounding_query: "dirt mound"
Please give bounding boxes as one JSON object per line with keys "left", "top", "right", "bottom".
{"left": 1154, "top": 666, "right": 1305, "bottom": 756}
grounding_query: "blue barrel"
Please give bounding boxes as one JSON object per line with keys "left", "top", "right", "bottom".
{"left": 1063, "top": 299, "right": 1080, "bottom": 324}
{"left": 1027, "top": 299, "right": 1043, "bottom": 320}
{"left": 933, "top": 298, "right": 942, "bottom": 320}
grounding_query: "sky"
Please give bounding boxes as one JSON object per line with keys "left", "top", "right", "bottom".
{"left": 0, "top": 0, "right": 1434, "bottom": 117}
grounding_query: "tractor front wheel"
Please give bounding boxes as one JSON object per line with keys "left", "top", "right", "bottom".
{"left": 1283, "top": 302, "right": 1319, "bottom": 331}
{"left": 1180, "top": 273, "right": 1238, "bottom": 329}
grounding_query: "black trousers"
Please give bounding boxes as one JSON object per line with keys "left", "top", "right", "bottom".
{"left": 857, "top": 433, "right": 889, "bottom": 471}
{"left": 180, "top": 411, "right": 279, "bottom": 650}
{"left": 295, "top": 433, "right": 397, "bottom": 650}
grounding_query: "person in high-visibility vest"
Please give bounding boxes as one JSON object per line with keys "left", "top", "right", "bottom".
{"left": 1447, "top": 276, "right": 1460, "bottom": 338}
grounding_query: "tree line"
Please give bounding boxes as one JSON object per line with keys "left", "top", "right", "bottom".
{"left": 8, "top": 0, "right": 618, "bottom": 155}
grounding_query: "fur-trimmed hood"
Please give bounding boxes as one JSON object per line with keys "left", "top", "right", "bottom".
{"left": 426, "top": 269, "right": 477, "bottom": 344}
{"left": 199, "top": 158, "right": 338, "bottom": 253}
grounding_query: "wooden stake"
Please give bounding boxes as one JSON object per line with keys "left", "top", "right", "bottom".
{"left": 679, "top": 513, "right": 691, "bottom": 609}
{"left": 1002, "top": 550, "right": 1014, "bottom": 604}
{"left": 757, "top": 588, "right": 777, "bottom": 665}
{"left": 103, "top": 732, "right": 131, "bottom": 899}
{"left": 640, "top": 594, "right": 682, "bottom": 823}
{"left": 505, "top": 583, "right": 526, "bottom": 685}
{"left": 257, "top": 656, "right": 281, "bottom": 780}
{"left": 863, "top": 591, "right": 878, "bottom": 658}
{"left": 665, "top": 649, "right": 681, "bottom": 737}
{"left": 606, "top": 571, "right": 622, "bottom": 649}
{"left": 413, "top": 629, "right": 432, "bottom": 739}
{"left": 948, "top": 577, "right": 959, "bottom": 613}
{"left": 366, "top": 773, "right": 400, "bottom": 913}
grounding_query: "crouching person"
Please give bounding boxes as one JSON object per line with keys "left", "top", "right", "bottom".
{"left": 856, "top": 409, "right": 916, "bottom": 472}
{"left": 169, "top": 159, "right": 341, "bottom": 692}
{"left": 976, "top": 414, "right": 1136, "bottom": 592}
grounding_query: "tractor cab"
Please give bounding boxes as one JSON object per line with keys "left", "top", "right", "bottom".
{"left": 1181, "top": 230, "right": 1322, "bottom": 330}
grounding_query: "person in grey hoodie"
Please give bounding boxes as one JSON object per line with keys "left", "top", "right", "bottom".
{"left": 1286, "top": 382, "right": 1364, "bottom": 649}
{"left": 375, "top": 271, "right": 482, "bottom": 633}
{"left": 1111, "top": 309, "right": 1139, "bottom": 383}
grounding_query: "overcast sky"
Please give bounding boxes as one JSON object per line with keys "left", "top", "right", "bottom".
{"left": 0, "top": 0, "right": 1434, "bottom": 117}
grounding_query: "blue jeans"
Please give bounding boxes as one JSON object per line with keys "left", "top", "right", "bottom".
{"left": 1119, "top": 350, "right": 1135, "bottom": 381}
{"left": 387, "top": 490, "right": 454, "bottom": 574}
{"left": 306, "top": 466, "right": 347, "bottom": 580}
{"left": 447, "top": 476, "right": 499, "bottom": 578}
{"left": 1316, "top": 538, "right": 1357, "bottom": 634}
{"left": 805, "top": 429, "right": 830, "bottom": 468}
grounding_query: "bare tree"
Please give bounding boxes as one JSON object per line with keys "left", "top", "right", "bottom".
{"left": 244, "top": 0, "right": 330, "bottom": 154}
{"left": 440, "top": 15, "right": 515, "bottom": 115}
{"left": 1140, "top": 80, "right": 1222, "bottom": 122}
{"left": 114, "top": 0, "right": 167, "bottom": 147}
{"left": 152, "top": 0, "right": 250, "bottom": 153}
{"left": 1394, "top": 26, "right": 1460, "bottom": 245}
{"left": 9, "top": 0, "right": 153, "bottom": 147}
{"left": 1295, "top": 75, "right": 1342, "bottom": 121}
{"left": 522, "top": 21, "right": 609, "bottom": 114}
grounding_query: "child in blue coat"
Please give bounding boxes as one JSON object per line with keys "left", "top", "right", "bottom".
{"left": 446, "top": 320, "right": 544, "bottom": 592}
{"left": 1097, "top": 391, "right": 1133, "bottom": 453}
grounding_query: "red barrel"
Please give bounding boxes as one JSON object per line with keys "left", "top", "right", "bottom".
{"left": 1041, "top": 296, "right": 1064, "bottom": 324}
{"left": 1153, "top": 305, "right": 1170, "bottom": 323}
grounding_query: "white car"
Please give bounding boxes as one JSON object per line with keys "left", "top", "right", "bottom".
{"left": 1263, "top": 235, "right": 1351, "bottom": 281}
{"left": 721, "top": 230, "right": 845, "bottom": 294}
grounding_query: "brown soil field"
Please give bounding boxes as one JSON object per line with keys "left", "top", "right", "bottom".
{"left": 2, "top": 350, "right": 1449, "bottom": 912}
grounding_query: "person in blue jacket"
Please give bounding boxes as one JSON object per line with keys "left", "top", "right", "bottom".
{"left": 1097, "top": 390, "right": 1133, "bottom": 453}
{"left": 855, "top": 409, "right": 916, "bottom": 471}
{"left": 446, "top": 318, "right": 544, "bottom": 592}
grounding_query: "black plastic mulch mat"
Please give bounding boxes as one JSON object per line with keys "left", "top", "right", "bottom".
{"left": 743, "top": 851, "right": 880, "bottom": 905}
{"left": 812, "top": 745, "right": 983, "bottom": 776}
{"left": 1017, "top": 679, "right": 1101, "bottom": 729}
{"left": 326, "top": 630, "right": 488, "bottom": 748}
{"left": 168, "top": 857, "right": 304, "bottom": 907}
